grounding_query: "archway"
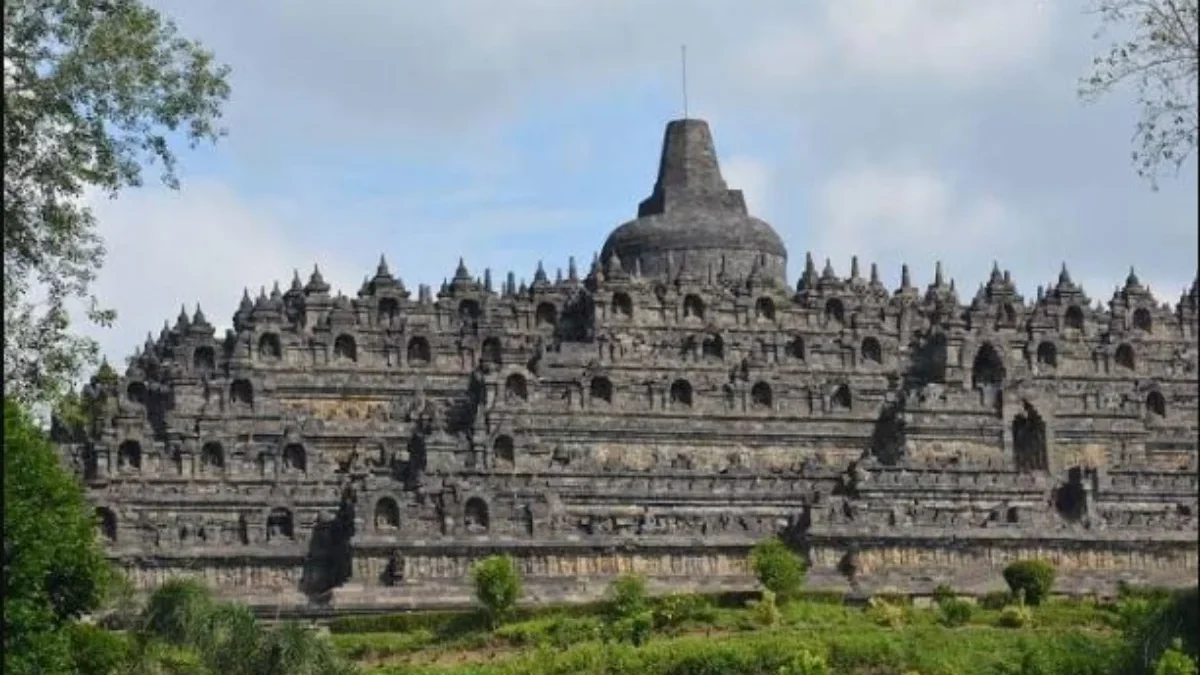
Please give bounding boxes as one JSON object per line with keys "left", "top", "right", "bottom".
{"left": 861, "top": 337, "right": 883, "bottom": 364}
{"left": 611, "top": 292, "right": 633, "bottom": 319}
{"left": 200, "top": 442, "right": 224, "bottom": 472}
{"left": 481, "top": 337, "right": 502, "bottom": 367}
{"left": 282, "top": 443, "right": 307, "bottom": 474}
{"left": 266, "top": 507, "right": 294, "bottom": 541}
{"left": 229, "top": 379, "right": 254, "bottom": 409}
{"left": 1064, "top": 305, "right": 1084, "bottom": 330}
{"left": 493, "top": 435, "right": 515, "bottom": 465}
{"left": 755, "top": 297, "right": 776, "bottom": 321}
{"left": 971, "top": 344, "right": 1006, "bottom": 388}
{"left": 193, "top": 346, "right": 215, "bottom": 373}
{"left": 824, "top": 298, "right": 845, "bottom": 325}
{"left": 96, "top": 507, "right": 117, "bottom": 542}
{"left": 590, "top": 376, "right": 613, "bottom": 404}
{"left": 374, "top": 497, "right": 400, "bottom": 530}
{"left": 1146, "top": 390, "right": 1166, "bottom": 418}
{"left": 831, "top": 384, "right": 852, "bottom": 411}
{"left": 750, "top": 382, "right": 773, "bottom": 410}
{"left": 786, "top": 336, "right": 805, "bottom": 361}
{"left": 1115, "top": 343, "right": 1136, "bottom": 371}
{"left": 407, "top": 336, "right": 431, "bottom": 365}
{"left": 701, "top": 334, "right": 724, "bottom": 360}
{"left": 378, "top": 297, "right": 400, "bottom": 325}
{"left": 1132, "top": 307, "right": 1152, "bottom": 333}
{"left": 669, "top": 379, "right": 693, "bottom": 407}
{"left": 333, "top": 334, "right": 357, "bottom": 362}
{"left": 504, "top": 373, "right": 528, "bottom": 402}
{"left": 1036, "top": 341, "right": 1057, "bottom": 368}
{"left": 535, "top": 302, "right": 557, "bottom": 328}
{"left": 464, "top": 497, "right": 489, "bottom": 533}
{"left": 1012, "top": 402, "right": 1048, "bottom": 472}
{"left": 126, "top": 381, "right": 147, "bottom": 405}
{"left": 118, "top": 440, "right": 142, "bottom": 471}
{"left": 258, "top": 333, "right": 282, "bottom": 361}
{"left": 683, "top": 294, "right": 705, "bottom": 320}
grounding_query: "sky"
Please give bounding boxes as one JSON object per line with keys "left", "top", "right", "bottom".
{"left": 83, "top": 0, "right": 1198, "bottom": 365}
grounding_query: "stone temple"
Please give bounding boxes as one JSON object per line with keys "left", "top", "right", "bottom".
{"left": 58, "top": 119, "right": 1199, "bottom": 611}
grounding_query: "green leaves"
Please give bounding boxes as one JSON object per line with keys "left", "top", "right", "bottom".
{"left": 471, "top": 554, "right": 523, "bottom": 629}
{"left": 3, "top": 0, "right": 231, "bottom": 410}
{"left": 749, "top": 537, "right": 807, "bottom": 602}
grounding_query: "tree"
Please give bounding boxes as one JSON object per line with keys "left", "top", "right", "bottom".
{"left": 1081, "top": 0, "right": 1199, "bottom": 187}
{"left": 1002, "top": 559, "right": 1057, "bottom": 606}
{"left": 3, "top": 397, "right": 111, "bottom": 675}
{"left": 471, "top": 555, "right": 522, "bottom": 628}
{"left": 749, "top": 537, "right": 806, "bottom": 601}
{"left": 3, "top": 0, "right": 231, "bottom": 410}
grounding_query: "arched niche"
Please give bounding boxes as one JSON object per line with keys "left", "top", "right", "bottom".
{"left": 459, "top": 298, "right": 482, "bottom": 322}
{"left": 1012, "top": 402, "right": 1048, "bottom": 472}
{"left": 200, "top": 441, "right": 224, "bottom": 472}
{"left": 998, "top": 302, "right": 1018, "bottom": 327}
{"left": 824, "top": 298, "right": 845, "bottom": 325}
{"left": 1115, "top": 343, "right": 1136, "bottom": 371}
{"left": 750, "top": 382, "right": 773, "bottom": 410}
{"left": 258, "top": 333, "right": 282, "bottom": 361}
{"left": 701, "top": 334, "right": 724, "bottom": 360}
{"left": 682, "top": 294, "right": 705, "bottom": 320}
{"left": 971, "top": 343, "right": 1006, "bottom": 388}
{"left": 229, "top": 379, "right": 254, "bottom": 409}
{"left": 504, "top": 373, "right": 529, "bottom": 402}
{"left": 117, "top": 440, "right": 142, "bottom": 472}
{"left": 1036, "top": 341, "right": 1058, "bottom": 368}
{"left": 333, "top": 334, "right": 358, "bottom": 362}
{"left": 861, "top": 337, "right": 883, "bottom": 364}
{"left": 830, "top": 384, "right": 852, "bottom": 411}
{"left": 407, "top": 336, "right": 431, "bottom": 366}
{"left": 535, "top": 302, "right": 557, "bottom": 328}
{"left": 611, "top": 292, "right": 633, "bottom": 319}
{"left": 1132, "top": 307, "right": 1152, "bottom": 333}
{"left": 266, "top": 507, "right": 294, "bottom": 541}
{"left": 786, "top": 336, "right": 805, "bottom": 361}
{"left": 493, "top": 435, "right": 515, "bottom": 465}
{"left": 193, "top": 346, "right": 216, "bottom": 373}
{"left": 126, "top": 381, "right": 147, "bottom": 405}
{"left": 670, "top": 379, "right": 693, "bottom": 407}
{"left": 590, "top": 376, "right": 613, "bottom": 404}
{"left": 282, "top": 443, "right": 307, "bottom": 474}
{"left": 1146, "top": 390, "right": 1167, "bottom": 418}
{"left": 374, "top": 497, "right": 401, "bottom": 531}
{"left": 481, "top": 337, "right": 503, "bottom": 367}
{"left": 755, "top": 297, "right": 776, "bottom": 321}
{"left": 1063, "top": 305, "right": 1084, "bottom": 330}
{"left": 378, "top": 297, "right": 400, "bottom": 326}
{"left": 96, "top": 507, "right": 117, "bottom": 542}
{"left": 464, "top": 497, "right": 489, "bottom": 533}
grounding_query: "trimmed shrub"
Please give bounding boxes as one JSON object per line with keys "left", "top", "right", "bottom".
{"left": 938, "top": 598, "right": 974, "bottom": 627}
{"left": 471, "top": 555, "right": 522, "bottom": 628}
{"left": 1153, "top": 640, "right": 1199, "bottom": 675}
{"left": 140, "top": 578, "right": 216, "bottom": 646}
{"left": 997, "top": 603, "right": 1033, "bottom": 628}
{"left": 749, "top": 537, "right": 806, "bottom": 601}
{"left": 1002, "top": 559, "right": 1056, "bottom": 606}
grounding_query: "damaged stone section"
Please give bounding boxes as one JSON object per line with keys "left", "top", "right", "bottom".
{"left": 57, "top": 119, "right": 1199, "bottom": 611}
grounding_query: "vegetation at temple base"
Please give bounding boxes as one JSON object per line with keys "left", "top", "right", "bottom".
{"left": 1002, "top": 559, "right": 1058, "bottom": 607}
{"left": 3, "top": 0, "right": 231, "bottom": 411}
{"left": 472, "top": 555, "right": 523, "bottom": 629}
{"left": 748, "top": 537, "right": 807, "bottom": 601}
{"left": 1081, "top": 0, "right": 1200, "bottom": 187}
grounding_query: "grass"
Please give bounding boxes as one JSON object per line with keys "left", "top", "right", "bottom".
{"left": 331, "top": 594, "right": 1129, "bottom": 674}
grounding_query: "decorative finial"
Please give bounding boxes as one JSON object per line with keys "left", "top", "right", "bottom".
{"left": 1059, "top": 262, "right": 1072, "bottom": 286}
{"left": 900, "top": 264, "right": 912, "bottom": 289}
{"left": 534, "top": 260, "right": 548, "bottom": 284}
{"left": 850, "top": 256, "right": 860, "bottom": 280}
{"left": 568, "top": 256, "right": 578, "bottom": 282}
{"left": 934, "top": 261, "right": 944, "bottom": 286}
{"left": 290, "top": 269, "right": 303, "bottom": 292}
{"left": 377, "top": 254, "right": 390, "bottom": 277}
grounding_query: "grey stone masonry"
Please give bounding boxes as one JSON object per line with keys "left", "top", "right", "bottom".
{"left": 58, "top": 118, "right": 1198, "bottom": 610}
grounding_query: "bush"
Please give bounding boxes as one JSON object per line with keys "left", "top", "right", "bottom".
{"left": 606, "top": 574, "right": 648, "bottom": 622}
{"left": 140, "top": 578, "right": 216, "bottom": 646}
{"left": 1154, "top": 640, "right": 1199, "bottom": 675}
{"left": 1002, "top": 560, "right": 1056, "bottom": 606}
{"left": 471, "top": 555, "right": 522, "bottom": 628}
{"left": 781, "top": 649, "right": 831, "bottom": 675}
{"left": 997, "top": 604, "right": 1033, "bottom": 628}
{"left": 1125, "top": 587, "right": 1199, "bottom": 675}
{"left": 749, "top": 538, "right": 806, "bottom": 601}
{"left": 866, "top": 597, "right": 907, "bottom": 628}
{"left": 939, "top": 598, "right": 974, "bottom": 627}
{"left": 652, "top": 593, "right": 716, "bottom": 631}
{"left": 747, "top": 589, "right": 783, "bottom": 627}
{"left": 608, "top": 610, "right": 654, "bottom": 646}
{"left": 932, "top": 583, "right": 957, "bottom": 604}
{"left": 66, "top": 622, "right": 132, "bottom": 675}
{"left": 980, "top": 590, "right": 1013, "bottom": 610}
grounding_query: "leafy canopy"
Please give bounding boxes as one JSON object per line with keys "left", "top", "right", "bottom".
{"left": 749, "top": 537, "right": 806, "bottom": 601}
{"left": 3, "top": 0, "right": 230, "bottom": 410}
{"left": 1081, "top": 0, "right": 1199, "bottom": 187}
{"left": 472, "top": 554, "right": 523, "bottom": 628}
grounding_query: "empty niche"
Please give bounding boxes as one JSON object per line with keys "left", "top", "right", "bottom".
{"left": 682, "top": 294, "right": 705, "bottom": 320}
{"left": 824, "top": 298, "right": 845, "bottom": 325}
{"left": 611, "top": 292, "right": 633, "bottom": 319}
{"left": 193, "top": 346, "right": 216, "bottom": 373}
{"left": 786, "top": 336, "right": 805, "bottom": 361}
{"left": 229, "top": 379, "right": 254, "bottom": 409}
{"left": 96, "top": 507, "right": 117, "bottom": 542}
{"left": 126, "top": 381, "right": 147, "bottom": 405}
{"left": 590, "top": 376, "right": 613, "bottom": 404}
{"left": 481, "top": 337, "right": 503, "bottom": 367}
{"left": 237, "top": 514, "right": 250, "bottom": 545}
{"left": 282, "top": 443, "right": 307, "bottom": 473}
{"left": 374, "top": 497, "right": 401, "bottom": 531}
{"left": 521, "top": 505, "right": 535, "bottom": 536}
{"left": 1145, "top": 390, "right": 1167, "bottom": 418}
{"left": 464, "top": 497, "right": 489, "bottom": 533}
{"left": 258, "top": 332, "right": 282, "bottom": 361}
{"left": 407, "top": 336, "right": 431, "bottom": 366}
{"left": 971, "top": 343, "right": 1006, "bottom": 388}
{"left": 1132, "top": 307, "right": 1152, "bottom": 333}
{"left": 535, "top": 302, "right": 557, "bottom": 328}
{"left": 1063, "top": 305, "right": 1084, "bottom": 330}
{"left": 378, "top": 297, "right": 400, "bottom": 325}
{"left": 861, "top": 337, "right": 883, "bottom": 364}
{"left": 755, "top": 296, "right": 776, "bottom": 321}
{"left": 750, "top": 381, "right": 773, "bottom": 410}
{"left": 504, "top": 373, "right": 528, "bottom": 402}
{"left": 1036, "top": 341, "right": 1057, "bottom": 368}
{"left": 459, "top": 298, "right": 481, "bottom": 322}
{"left": 200, "top": 441, "right": 224, "bottom": 472}
{"left": 1115, "top": 343, "right": 1136, "bottom": 371}
{"left": 493, "top": 435, "right": 515, "bottom": 466}
{"left": 118, "top": 440, "right": 142, "bottom": 471}
{"left": 702, "top": 334, "right": 724, "bottom": 360}
{"left": 1011, "top": 402, "right": 1048, "bottom": 472}
{"left": 333, "top": 334, "right": 357, "bottom": 362}
{"left": 670, "top": 379, "right": 693, "bottom": 407}
{"left": 830, "top": 384, "right": 852, "bottom": 412}
{"left": 266, "top": 507, "right": 294, "bottom": 541}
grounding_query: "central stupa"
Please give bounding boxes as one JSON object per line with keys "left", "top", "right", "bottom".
{"left": 600, "top": 119, "right": 788, "bottom": 285}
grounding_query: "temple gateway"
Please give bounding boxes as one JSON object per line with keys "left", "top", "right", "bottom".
{"left": 58, "top": 119, "right": 1199, "bottom": 611}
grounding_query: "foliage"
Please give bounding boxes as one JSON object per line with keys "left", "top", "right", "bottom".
{"left": 1002, "top": 560, "right": 1056, "bottom": 606}
{"left": 747, "top": 589, "right": 783, "bottom": 627}
{"left": 3, "top": 397, "right": 111, "bottom": 675}
{"left": 651, "top": 593, "right": 716, "bottom": 631}
{"left": 1124, "top": 587, "right": 1199, "bottom": 675}
{"left": 1154, "top": 640, "right": 1199, "bottom": 675}
{"left": 3, "top": 0, "right": 230, "bottom": 409}
{"left": 1080, "top": 0, "right": 1199, "bottom": 187}
{"left": 608, "top": 610, "right": 655, "bottom": 646}
{"left": 140, "top": 577, "right": 216, "bottom": 646}
{"left": 65, "top": 622, "right": 132, "bottom": 675}
{"left": 605, "top": 574, "right": 649, "bottom": 622}
{"left": 938, "top": 598, "right": 974, "bottom": 627}
{"left": 866, "top": 596, "right": 907, "bottom": 628}
{"left": 471, "top": 555, "right": 522, "bottom": 628}
{"left": 932, "top": 583, "right": 956, "bottom": 604}
{"left": 998, "top": 603, "right": 1034, "bottom": 628}
{"left": 495, "top": 616, "right": 602, "bottom": 649}
{"left": 748, "top": 537, "right": 806, "bottom": 601}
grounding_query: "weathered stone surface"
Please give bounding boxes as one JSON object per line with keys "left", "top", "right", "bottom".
{"left": 58, "top": 118, "right": 1199, "bottom": 610}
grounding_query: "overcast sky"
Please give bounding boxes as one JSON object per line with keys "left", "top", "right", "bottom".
{"left": 83, "top": 0, "right": 1198, "bottom": 364}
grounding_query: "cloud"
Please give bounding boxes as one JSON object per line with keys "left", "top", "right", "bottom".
{"left": 722, "top": 155, "right": 773, "bottom": 218}
{"left": 82, "top": 181, "right": 361, "bottom": 364}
